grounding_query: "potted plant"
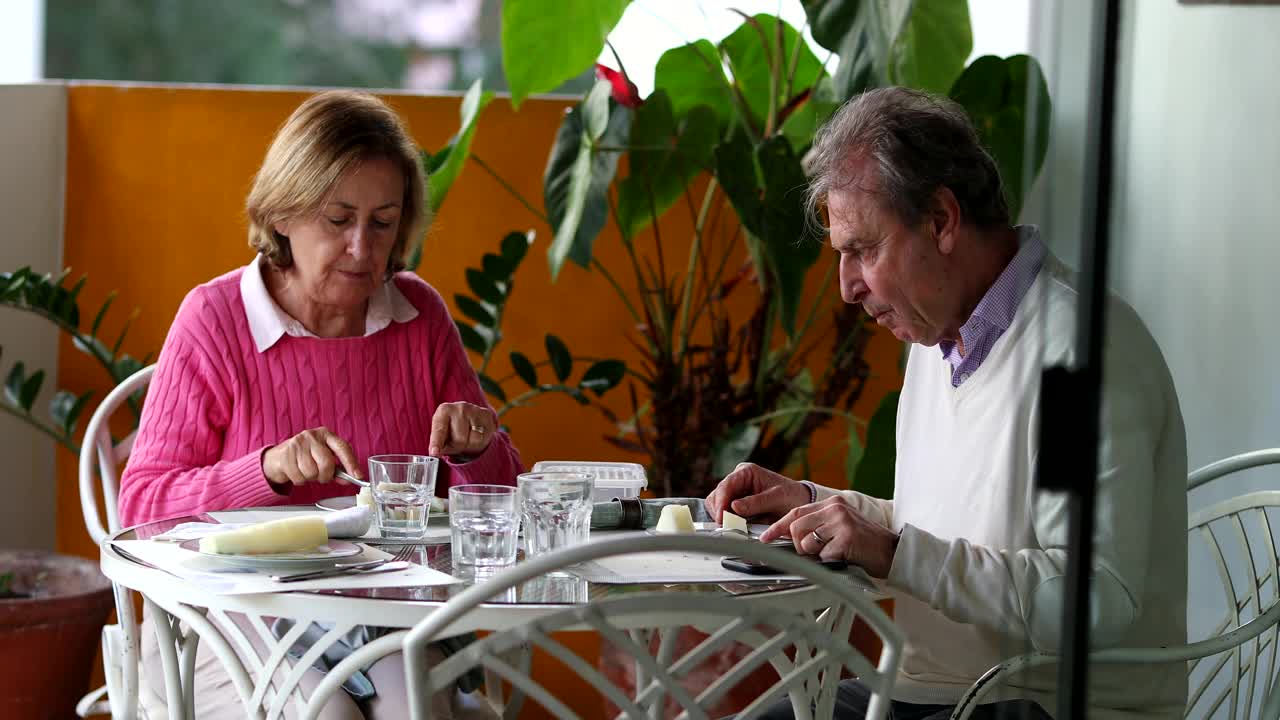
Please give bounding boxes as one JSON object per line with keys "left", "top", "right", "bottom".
{"left": 0, "top": 267, "right": 149, "bottom": 717}
{"left": 427, "top": 0, "right": 1051, "bottom": 502}
{"left": 421, "top": 1, "right": 1052, "bottom": 713}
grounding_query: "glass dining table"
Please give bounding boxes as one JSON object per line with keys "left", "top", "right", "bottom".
{"left": 101, "top": 507, "right": 884, "bottom": 719}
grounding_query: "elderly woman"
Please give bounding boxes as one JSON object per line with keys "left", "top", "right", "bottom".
{"left": 120, "top": 91, "right": 519, "bottom": 718}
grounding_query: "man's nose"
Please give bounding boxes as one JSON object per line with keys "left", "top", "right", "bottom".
{"left": 838, "top": 255, "right": 866, "bottom": 305}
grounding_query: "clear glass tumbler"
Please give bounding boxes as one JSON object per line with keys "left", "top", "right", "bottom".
{"left": 449, "top": 484, "right": 519, "bottom": 566}
{"left": 370, "top": 454, "right": 438, "bottom": 540}
{"left": 518, "top": 471, "right": 594, "bottom": 559}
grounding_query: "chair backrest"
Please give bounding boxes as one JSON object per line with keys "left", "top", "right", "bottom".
{"left": 78, "top": 364, "right": 155, "bottom": 544}
{"left": 1185, "top": 449, "right": 1280, "bottom": 718}
{"left": 403, "top": 534, "right": 903, "bottom": 720}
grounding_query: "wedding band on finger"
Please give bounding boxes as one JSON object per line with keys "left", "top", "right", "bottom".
{"left": 810, "top": 528, "right": 830, "bottom": 545}
{"left": 470, "top": 424, "right": 487, "bottom": 434}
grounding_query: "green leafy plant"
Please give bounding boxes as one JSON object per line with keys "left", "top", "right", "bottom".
{"left": 0, "top": 267, "right": 151, "bottom": 454}
{"left": 448, "top": 229, "right": 628, "bottom": 418}
{"left": 426, "top": 1, "right": 1051, "bottom": 498}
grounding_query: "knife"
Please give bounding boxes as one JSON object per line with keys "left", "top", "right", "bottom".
{"left": 271, "top": 559, "right": 409, "bottom": 583}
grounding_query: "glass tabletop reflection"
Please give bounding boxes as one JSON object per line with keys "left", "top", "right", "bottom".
{"left": 118, "top": 511, "right": 812, "bottom": 607}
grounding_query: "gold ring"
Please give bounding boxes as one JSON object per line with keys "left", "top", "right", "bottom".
{"left": 810, "top": 528, "right": 829, "bottom": 545}
{"left": 470, "top": 424, "right": 486, "bottom": 434}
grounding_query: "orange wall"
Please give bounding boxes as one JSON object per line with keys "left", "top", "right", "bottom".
{"left": 55, "top": 83, "right": 901, "bottom": 716}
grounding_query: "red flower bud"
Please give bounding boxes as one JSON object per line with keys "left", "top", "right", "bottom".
{"left": 594, "top": 63, "right": 643, "bottom": 109}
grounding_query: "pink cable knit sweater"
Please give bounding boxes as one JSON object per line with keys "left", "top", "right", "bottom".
{"left": 118, "top": 267, "right": 523, "bottom": 527}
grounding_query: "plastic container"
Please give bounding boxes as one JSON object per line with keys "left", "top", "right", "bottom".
{"left": 531, "top": 461, "right": 648, "bottom": 503}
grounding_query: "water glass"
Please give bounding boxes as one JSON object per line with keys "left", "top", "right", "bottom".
{"left": 449, "top": 485, "right": 519, "bottom": 566}
{"left": 518, "top": 472, "right": 594, "bottom": 559}
{"left": 370, "top": 454, "right": 438, "bottom": 540}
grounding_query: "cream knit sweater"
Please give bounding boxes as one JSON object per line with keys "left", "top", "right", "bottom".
{"left": 820, "top": 254, "right": 1187, "bottom": 716}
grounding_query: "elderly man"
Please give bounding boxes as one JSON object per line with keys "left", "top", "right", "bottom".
{"left": 707, "top": 87, "right": 1187, "bottom": 719}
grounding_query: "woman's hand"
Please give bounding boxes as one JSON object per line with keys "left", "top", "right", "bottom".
{"left": 262, "top": 426, "right": 361, "bottom": 490}
{"left": 704, "top": 462, "right": 811, "bottom": 524}
{"left": 428, "top": 402, "right": 497, "bottom": 458}
{"left": 758, "top": 496, "right": 901, "bottom": 578}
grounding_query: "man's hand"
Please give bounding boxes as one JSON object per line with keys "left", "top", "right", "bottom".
{"left": 704, "top": 462, "right": 811, "bottom": 524}
{"left": 759, "top": 496, "right": 901, "bottom": 578}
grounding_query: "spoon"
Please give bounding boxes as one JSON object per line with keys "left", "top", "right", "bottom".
{"left": 336, "top": 470, "right": 370, "bottom": 487}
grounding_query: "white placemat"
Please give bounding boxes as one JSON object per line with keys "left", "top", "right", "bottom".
{"left": 207, "top": 509, "right": 451, "bottom": 545}
{"left": 113, "top": 539, "right": 457, "bottom": 595}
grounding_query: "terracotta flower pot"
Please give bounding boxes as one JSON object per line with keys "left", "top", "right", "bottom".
{"left": 0, "top": 550, "right": 114, "bottom": 720}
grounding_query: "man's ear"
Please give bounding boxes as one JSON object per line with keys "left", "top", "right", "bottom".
{"left": 930, "top": 186, "right": 962, "bottom": 255}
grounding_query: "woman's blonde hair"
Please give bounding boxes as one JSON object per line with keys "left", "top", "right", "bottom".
{"left": 246, "top": 90, "right": 427, "bottom": 276}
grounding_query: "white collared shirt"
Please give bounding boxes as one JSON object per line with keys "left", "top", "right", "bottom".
{"left": 239, "top": 254, "right": 419, "bottom": 353}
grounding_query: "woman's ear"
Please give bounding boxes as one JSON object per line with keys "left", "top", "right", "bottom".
{"left": 273, "top": 221, "right": 289, "bottom": 239}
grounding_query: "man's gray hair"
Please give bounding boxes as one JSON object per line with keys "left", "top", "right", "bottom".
{"left": 805, "top": 87, "right": 1009, "bottom": 230}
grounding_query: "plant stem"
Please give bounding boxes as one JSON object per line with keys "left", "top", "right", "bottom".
{"left": 0, "top": 402, "right": 75, "bottom": 453}
{"left": 744, "top": 405, "right": 864, "bottom": 428}
{"left": 590, "top": 258, "right": 643, "bottom": 326}
{"left": 469, "top": 153, "right": 547, "bottom": 224}
{"left": 675, "top": 178, "right": 718, "bottom": 359}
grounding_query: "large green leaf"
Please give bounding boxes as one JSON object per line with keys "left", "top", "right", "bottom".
{"left": 456, "top": 321, "right": 488, "bottom": 354}
{"left": 719, "top": 15, "right": 823, "bottom": 131}
{"left": 465, "top": 268, "right": 502, "bottom": 305}
{"left": 653, "top": 40, "right": 732, "bottom": 126}
{"left": 49, "top": 389, "right": 93, "bottom": 436}
{"left": 756, "top": 136, "right": 823, "bottom": 335}
{"left": 544, "top": 82, "right": 633, "bottom": 280}
{"left": 801, "top": 0, "right": 889, "bottom": 101}
{"left": 713, "top": 130, "right": 764, "bottom": 236}
{"left": 544, "top": 334, "right": 572, "bottom": 382}
{"left": 454, "top": 295, "right": 495, "bottom": 327}
{"left": 888, "top": 0, "right": 972, "bottom": 94}
{"left": 509, "top": 351, "right": 538, "bottom": 389}
{"left": 712, "top": 424, "right": 762, "bottom": 478}
{"left": 501, "top": 0, "right": 630, "bottom": 108}
{"left": 579, "top": 359, "right": 626, "bottom": 396}
{"left": 949, "top": 55, "right": 1052, "bottom": 220}
{"left": 501, "top": 230, "right": 532, "bottom": 268}
{"left": 852, "top": 390, "right": 898, "bottom": 499}
{"left": 616, "top": 93, "right": 719, "bottom": 238}
{"left": 477, "top": 373, "right": 507, "bottom": 404}
{"left": 843, "top": 420, "right": 865, "bottom": 488}
{"left": 780, "top": 76, "right": 841, "bottom": 151}
{"left": 427, "top": 79, "right": 494, "bottom": 213}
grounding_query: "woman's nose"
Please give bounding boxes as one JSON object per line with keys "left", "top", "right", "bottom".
{"left": 348, "top": 226, "right": 370, "bottom": 261}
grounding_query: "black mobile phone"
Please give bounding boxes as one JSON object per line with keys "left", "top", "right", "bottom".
{"left": 720, "top": 551, "right": 848, "bottom": 575}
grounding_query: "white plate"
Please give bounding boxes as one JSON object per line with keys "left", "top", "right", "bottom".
{"left": 316, "top": 495, "right": 449, "bottom": 516}
{"left": 178, "top": 538, "right": 362, "bottom": 570}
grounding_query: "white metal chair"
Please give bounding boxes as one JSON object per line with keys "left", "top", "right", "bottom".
{"left": 74, "top": 364, "right": 159, "bottom": 720}
{"left": 395, "top": 534, "right": 904, "bottom": 720}
{"left": 951, "top": 449, "right": 1280, "bottom": 719}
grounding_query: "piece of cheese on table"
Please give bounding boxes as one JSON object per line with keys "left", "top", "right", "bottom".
{"left": 356, "top": 487, "right": 374, "bottom": 508}
{"left": 721, "top": 510, "right": 748, "bottom": 534}
{"left": 199, "top": 516, "right": 328, "bottom": 555}
{"left": 655, "top": 504, "right": 695, "bottom": 533}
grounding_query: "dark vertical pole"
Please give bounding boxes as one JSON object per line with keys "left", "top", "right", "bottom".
{"left": 1036, "top": 0, "right": 1123, "bottom": 718}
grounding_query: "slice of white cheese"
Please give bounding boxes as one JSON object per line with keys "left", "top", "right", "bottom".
{"left": 356, "top": 487, "right": 374, "bottom": 508}
{"left": 721, "top": 510, "right": 748, "bottom": 534}
{"left": 655, "top": 504, "right": 695, "bottom": 533}
{"left": 199, "top": 516, "right": 328, "bottom": 555}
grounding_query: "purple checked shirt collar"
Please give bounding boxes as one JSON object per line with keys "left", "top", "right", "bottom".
{"left": 939, "top": 226, "right": 1046, "bottom": 387}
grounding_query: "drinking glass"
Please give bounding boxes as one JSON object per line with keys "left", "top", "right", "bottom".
{"left": 449, "top": 485, "right": 519, "bottom": 566}
{"left": 518, "top": 472, "right": 594, "bottom": 559}
{"left": 369, "top": 454, "right": 438, "bottom": 540}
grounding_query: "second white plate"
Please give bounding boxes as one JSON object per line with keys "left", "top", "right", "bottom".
{"left": 178, "top": 538, "right": 362, "bottom": 570}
